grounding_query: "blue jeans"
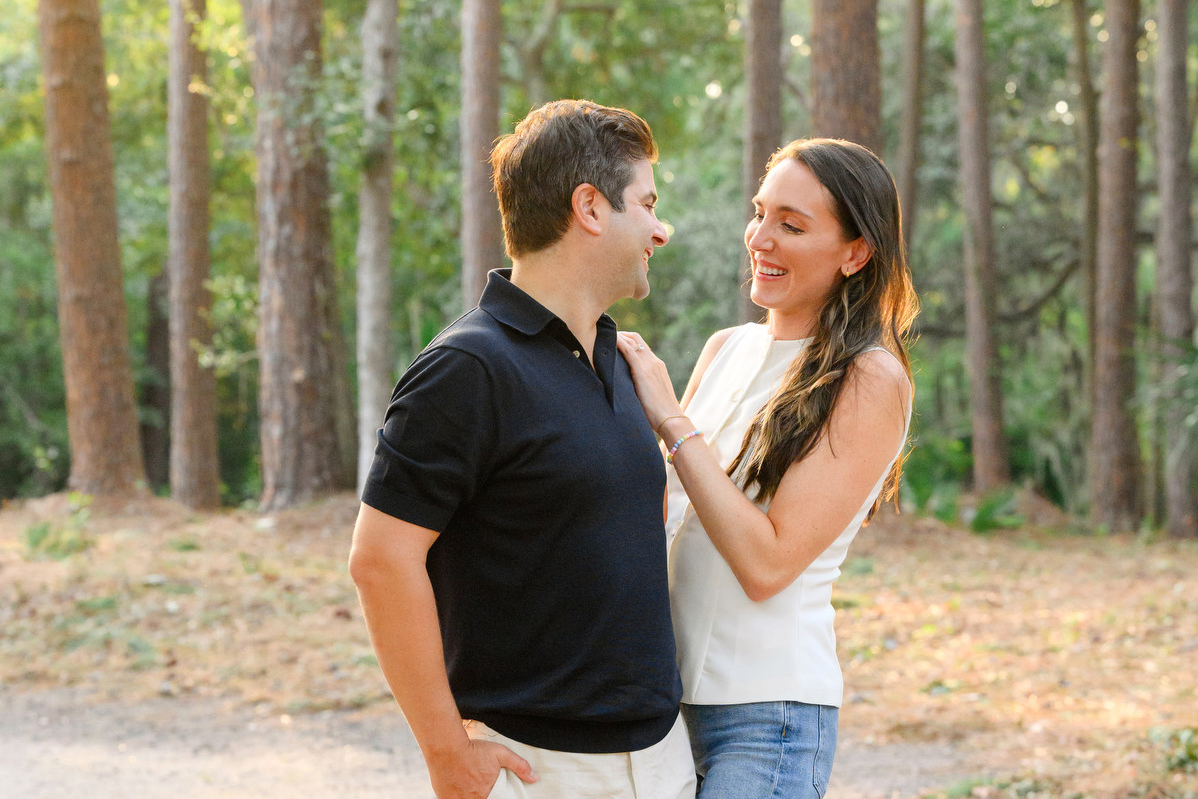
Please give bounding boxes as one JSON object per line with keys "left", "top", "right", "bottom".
{"left": 681, "top": 701, "right": 838, "bottom": 799}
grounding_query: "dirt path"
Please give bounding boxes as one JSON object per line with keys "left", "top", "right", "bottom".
{"left": 1, "top": 688, "right": 983, "bottom": 799}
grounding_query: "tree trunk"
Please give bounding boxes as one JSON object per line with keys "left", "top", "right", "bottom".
{"left": 38, "top": 0, "right": 147, "bottom": 496}
{"left": 740, "top": 0, "right": 783, "bottom": 324}
{"left": 168, "top": 0, "right": 221, "bottom": 509}
{"left": 897, "top": 0, "right": 926, "bottom": 253}
{"left": 811, "top": 0, "right": 881, "bottom": 154}
{"left": 1089, "top": 0, "right": 1142, "bottom": 531}
{"left": 1068, "top": 0, "right": 1100, "bottom": 407}
{"left": 250, "top": 0, "right": 355, "bottom": 511}
{"left": 356, "top": 0, "right": 399, "bottom": 492}
{"left": 953, "top": 0, "right": 1010, "bottom": 492}
{"left": 141, "top": 271, "right": 171, "bottom": 492}
{"left": 1154, "top": 0, "right": 1196, "bottom": 537}
{"left": 459, "top": 0, "right": 503, "bottom": 311}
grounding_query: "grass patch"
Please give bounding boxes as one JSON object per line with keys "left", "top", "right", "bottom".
{"left": 22, "top": 492, "right": 93, "bottom": 559}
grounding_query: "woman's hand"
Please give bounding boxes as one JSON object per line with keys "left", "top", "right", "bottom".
{"left": 616, "top": 332, "right": 685, "bottom": 434}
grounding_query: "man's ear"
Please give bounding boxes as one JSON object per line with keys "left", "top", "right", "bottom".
{"left": 572, "top": 183, "right": 605, "bottom": 236}
{"left": 841, "top": 237, "right": 873, "bottom": 277}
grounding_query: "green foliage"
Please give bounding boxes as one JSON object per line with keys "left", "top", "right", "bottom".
{"left": 23, "top": 493, "right": 93, "bottom": 559}
{"left": 921, "top": 776, "right": 1087, "bottom": 799}
{"left": 1151, "top": 727, "right": 1198, "bottom": 774}
{"left": 0, "top": 0, "right": 68, "bottom": 499}
{"left": 0, "top": 0, "right": 1191, "bottom": 518}
{"left": 0, "top": 227, "right": 69, "bottom": 498}
{"left": 1142, "top": 337, "right": 1198, "bottom": 440}
{"left": 900, "top": 0, "right": 1120, "bottom": 519}
{"left": 968, "top": 486, "right": 1024, "bottom": 533}
{"left": 1001, "top": 312, "right": 1090, "bottom": 511}
{"left": 842, "top": 556, "right": 875, "bottom": 577}
{"left": 925, "top": 778, "right": 993, "bottom": 799}
{"left": 76, "top": 595, "right": 119, "bottom": 613}
{"left": 903, "top": 403, "right": 972, "bottom": 518}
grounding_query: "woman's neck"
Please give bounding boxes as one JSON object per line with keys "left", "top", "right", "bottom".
{"left": 766, "top": 309, "right": 818, "bottom": 341}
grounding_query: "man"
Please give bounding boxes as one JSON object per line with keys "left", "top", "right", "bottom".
{"left": 349, "top": 100, "right": 693, "bottom": 799}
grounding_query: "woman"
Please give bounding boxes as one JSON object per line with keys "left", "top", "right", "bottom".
{"left": 617, "top": 138, "right": 918, "bottom": 798}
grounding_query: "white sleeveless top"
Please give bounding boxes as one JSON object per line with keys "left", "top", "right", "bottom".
{"left": 666, "top": 323, "right": 908, "bottom": 707}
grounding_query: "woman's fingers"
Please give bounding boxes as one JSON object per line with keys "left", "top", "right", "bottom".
{"left": 617, "top": 331, "right": 652, "bottom": 360}
{"left": 615, "top": 333, "right": 685, "bottom": 430}
{"left": 618, "top": 331, "right": 645, "bottom": 350}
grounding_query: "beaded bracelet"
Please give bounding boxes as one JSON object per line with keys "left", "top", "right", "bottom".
{"left": 666, "top": 430, "right": 704, "bottom": 464}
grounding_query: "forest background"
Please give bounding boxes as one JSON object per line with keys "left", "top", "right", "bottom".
{"left": 2, "top": 2, "right": 1198, "bottom": 531}
{"left": 2, "top": 1, "right": 1198, "bottom": 796}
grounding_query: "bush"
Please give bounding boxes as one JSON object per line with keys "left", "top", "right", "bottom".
{"left": 22, "top": 492, "right": 92, "bottom": 559}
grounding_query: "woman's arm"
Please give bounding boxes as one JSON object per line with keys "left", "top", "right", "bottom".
{"left": 640, "top": 328, "right": 734, "bottom": 522}
{"left": 620, "top": 336, "right": 910, "bottom": 602}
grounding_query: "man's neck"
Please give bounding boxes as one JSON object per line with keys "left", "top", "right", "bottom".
{"left": 510, "top": 257, "right": 606, "bottom": 360}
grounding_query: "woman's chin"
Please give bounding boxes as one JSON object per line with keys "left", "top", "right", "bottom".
{"left": 748, "top": 284, "right": 776, "bottom": 311}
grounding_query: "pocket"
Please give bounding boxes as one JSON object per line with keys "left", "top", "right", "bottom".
{"left": 486, "top": 768, "right": 513, "bottom": 799}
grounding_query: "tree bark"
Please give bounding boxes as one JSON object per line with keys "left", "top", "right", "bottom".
{"left": 168, "top": 0, "right": 221, "bottom": 508}
{"left": 1153, "top": 0, "right": 1196, "bottom": 537}
{"left": 811, "top": 0, "right": 881, "bottom": 154}
{"left": 459, "top": 0, "right": 503, "bottom": 311}
{"left": 740, "top": 0, "right": 783, "bottom": 323}
{"left": 356, "top": 0, "right": 399, "bottom": 492}
{"left": 250, "top": 0, "right": 355, "bottom": 511}
{"left": 953, "top": 0, "right": 1010, "bottom": 492}
{"left": 1089, "top": 0, "right": 1142, "bottom": 531}
{"left": 38, "top": 0, "right": 147, "bottom": 496}
{"left": 1068, "top": 0, "right": 1100, "bottom": 407}
{"left": 897, "top": 0, "right": 926, "bottom": 253}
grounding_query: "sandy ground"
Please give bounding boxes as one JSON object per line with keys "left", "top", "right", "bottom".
{"left": 8, "top": 492, "right": 1194, "bottom": 797}
{"left": 0, "top": 687, "right": 982, "bottom": 799}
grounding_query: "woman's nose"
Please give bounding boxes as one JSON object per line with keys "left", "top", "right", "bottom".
{"left": 747, "top": 222, "right": 771, "bottom": 251}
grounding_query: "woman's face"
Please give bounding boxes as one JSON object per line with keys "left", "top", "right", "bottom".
{"left": 745, "top": 158, "right": 867, "bottom": 335}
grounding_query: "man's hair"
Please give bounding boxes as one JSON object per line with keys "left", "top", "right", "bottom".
{"left": 490, "top": 100, "right": 658, "bottom": 258}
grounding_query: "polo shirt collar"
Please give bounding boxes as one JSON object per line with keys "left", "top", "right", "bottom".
{"left": 479, "top": 269, "right": 618, "bottom": 405}
{"left": 479, "top": 268, "right": 616, "bottom": 339}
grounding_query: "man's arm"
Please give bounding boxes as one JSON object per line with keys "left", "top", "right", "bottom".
{"left": 348, "top": 503, "right": 537, "bottom": 798}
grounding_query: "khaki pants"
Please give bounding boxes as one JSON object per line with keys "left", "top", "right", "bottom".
{"left": 465, "top": 714, "right": 696, "bottom": 799}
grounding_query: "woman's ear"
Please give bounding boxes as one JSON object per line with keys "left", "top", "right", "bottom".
{"left": 841, "top": 237, "right": 873, "bottom": 277}
{"left": 571, "top": 183, "right": 605, "bottom": 236}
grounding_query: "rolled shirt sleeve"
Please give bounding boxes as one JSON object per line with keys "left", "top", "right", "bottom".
{"left": 362, "top": 346, "right": 496, "bottom": 532}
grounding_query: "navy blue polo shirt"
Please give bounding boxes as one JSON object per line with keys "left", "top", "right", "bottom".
{"left": 362, "top": 269, "right": 681, "bottom": 754}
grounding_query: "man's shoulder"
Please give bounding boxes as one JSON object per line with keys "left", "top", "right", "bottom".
{"left": 425, "top": 307, "right": 510, "bottom": 357}
{"left": 408, "top": 308, "right": 535, "bottom": 387}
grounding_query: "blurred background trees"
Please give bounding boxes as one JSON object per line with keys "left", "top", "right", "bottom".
{"left": 1, "top": 0, "right": 1194, "bottom": 534}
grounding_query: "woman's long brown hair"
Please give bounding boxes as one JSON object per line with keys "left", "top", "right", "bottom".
{"left": 727, "top": 139, "right": 919, "bottom": 517}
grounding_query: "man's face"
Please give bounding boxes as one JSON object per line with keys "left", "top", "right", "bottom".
{"left": 604, "top": 159, "right": 670, "bottom": 301}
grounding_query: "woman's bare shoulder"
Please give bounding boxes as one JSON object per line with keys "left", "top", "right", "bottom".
{"left": 848, "top": 347, "right": 912, "bottom": 413}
